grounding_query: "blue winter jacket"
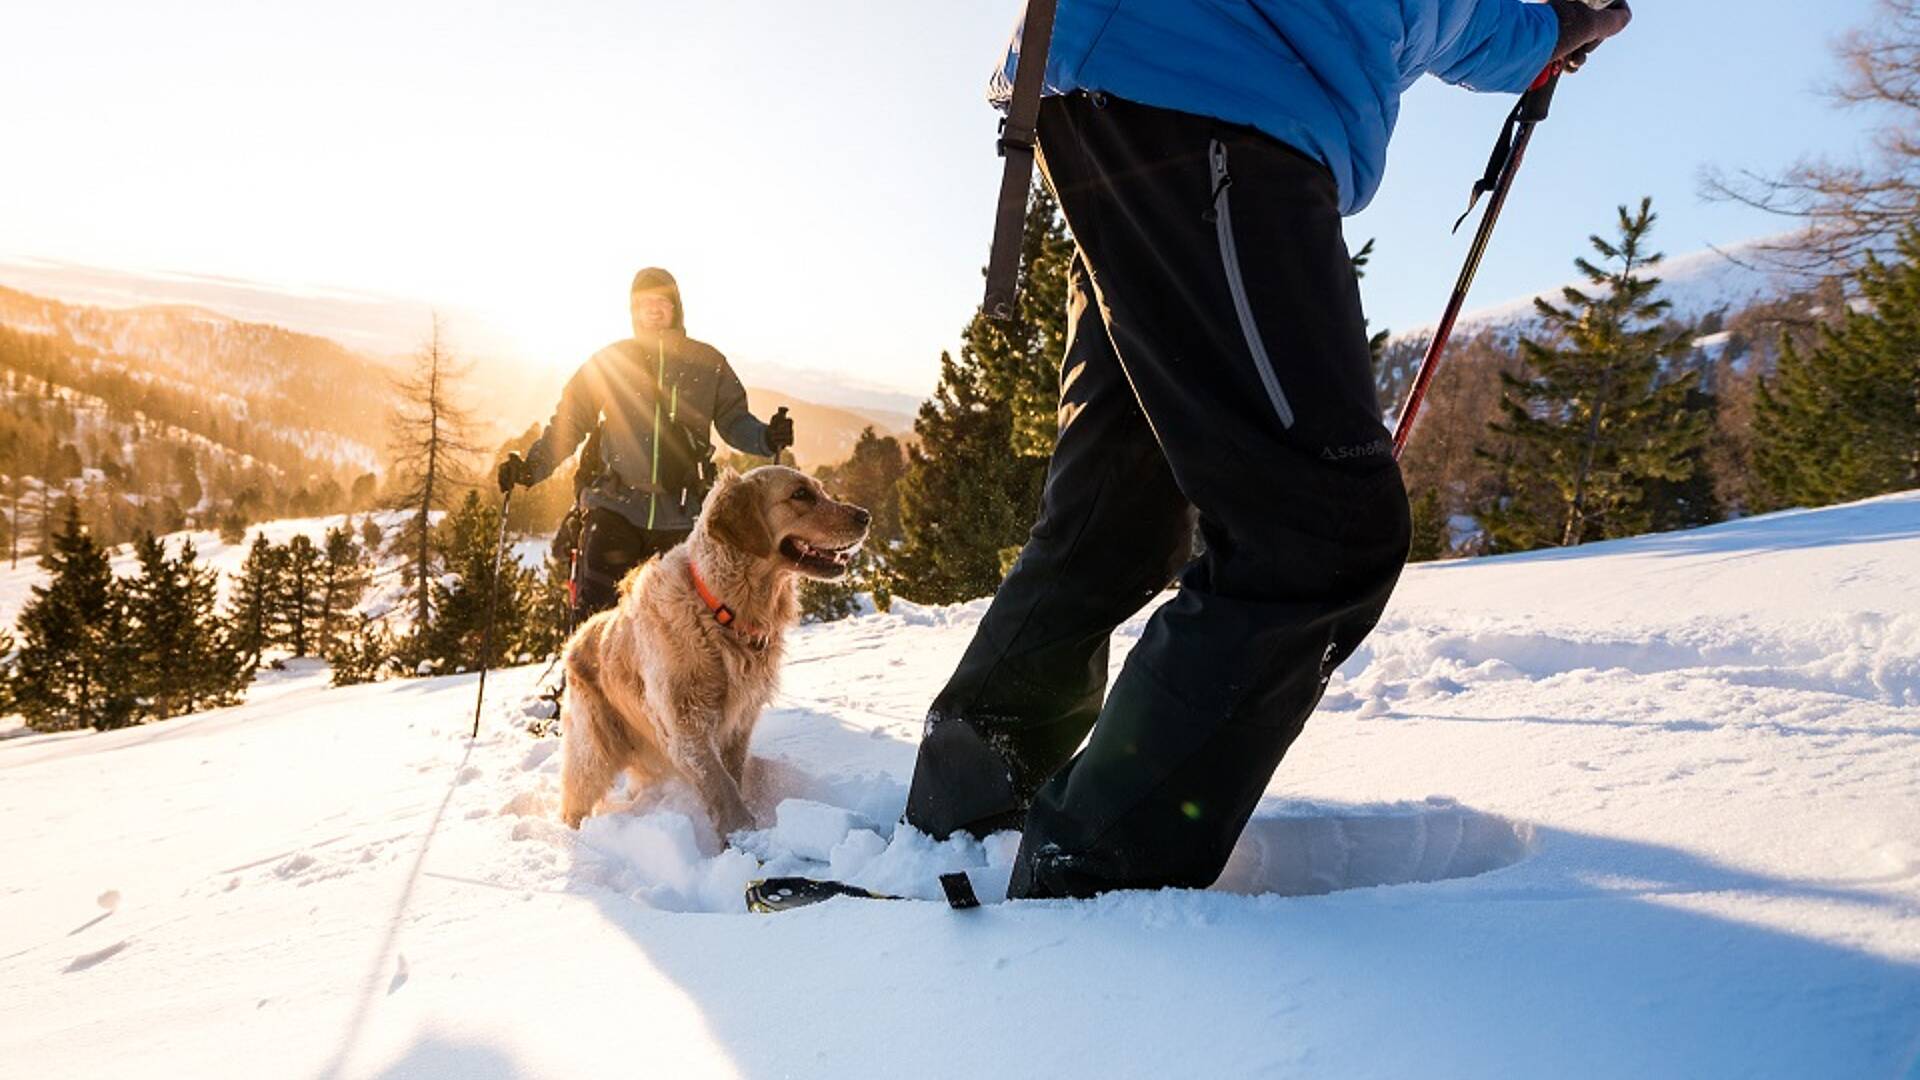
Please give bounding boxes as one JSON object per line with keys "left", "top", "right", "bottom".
{"left": 992, "top": 0, "right": 1559, "bottom": 215}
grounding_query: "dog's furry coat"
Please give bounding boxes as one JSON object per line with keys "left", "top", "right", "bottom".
{"left": 560, "top": 466, "right": 869, "bottom": 835}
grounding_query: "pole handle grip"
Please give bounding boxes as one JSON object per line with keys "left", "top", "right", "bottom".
{"left": 1520, "top": 60, "right": 1563, "bottom": 122}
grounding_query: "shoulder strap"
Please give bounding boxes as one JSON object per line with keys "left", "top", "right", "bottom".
{"left": 982, "top": 0, "right": 1058, "bottom": 322}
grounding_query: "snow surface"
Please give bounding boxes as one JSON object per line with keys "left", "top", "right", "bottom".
{"left": 4, "top": 494, "right": 1920, "bottom": 1078}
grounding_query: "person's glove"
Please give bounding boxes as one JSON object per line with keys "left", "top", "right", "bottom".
{"left": 497, "top": 452, "right": 533, "bottom": 494}
{"left": 1550, "top": 0, "right": 1631, "bottom": 73}
{"left": 766, "top": 407, "right": 795, "bottom": 456}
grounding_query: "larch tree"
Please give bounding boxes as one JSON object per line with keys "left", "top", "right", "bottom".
{"left": 1705, "top": 0, "right": 1920, "bottom": 273}
{"left": 388, "top": 316, "right": 479, "bottom": 637}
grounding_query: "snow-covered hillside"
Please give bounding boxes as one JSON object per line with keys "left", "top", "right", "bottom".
{"left": 1394, "top": 237, "right": 1792, "bottom": 346}
{"left": 4, "top": 494, "right": 1918, "bottom": 1078}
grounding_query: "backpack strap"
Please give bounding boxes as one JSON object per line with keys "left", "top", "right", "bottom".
{"left": 982, "top": 0, "right": 1058, "bottom": 322}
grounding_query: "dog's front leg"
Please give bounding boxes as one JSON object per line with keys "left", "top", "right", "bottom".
{"left": 665, "top": 722, "right": 756, "bottom": 839}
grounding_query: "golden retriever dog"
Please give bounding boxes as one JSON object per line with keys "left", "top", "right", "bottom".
{"left": 559, "top": 465, "right": 871, "bottom": 835}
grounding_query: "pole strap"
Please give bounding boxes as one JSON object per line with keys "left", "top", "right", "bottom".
{"left": 1452, "top": 63, "right": 1562, "bottom": 234}
{"left": 982, "top": 0, "right": 1058, "bottom": 321}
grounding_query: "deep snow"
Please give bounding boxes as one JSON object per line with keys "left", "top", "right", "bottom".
{"left": 4, "top": 494, "right": 1919, "bottom": 1078}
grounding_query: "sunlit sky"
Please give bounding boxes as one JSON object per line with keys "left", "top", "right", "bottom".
{"left": 0, "top": 1, "right": 1885, "bottom": 398}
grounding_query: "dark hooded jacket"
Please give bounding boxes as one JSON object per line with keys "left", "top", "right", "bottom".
{"left": 523, "top": 268, "right": 774, "bottom": 531}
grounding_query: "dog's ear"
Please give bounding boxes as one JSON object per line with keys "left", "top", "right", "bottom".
{"left": 706, "top": 472, "right": 774, "bottom": 558}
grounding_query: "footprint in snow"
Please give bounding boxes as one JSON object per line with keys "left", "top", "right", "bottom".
{"left": 388, "top": 954, "right": 409, "bottom": 994}
{"left": 64, "top": 940, "right": 130, "bottom": 973}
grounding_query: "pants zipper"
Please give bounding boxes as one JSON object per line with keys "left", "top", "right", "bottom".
{"left": 1208, "top": 138, "right": 1296, "bottom": 430}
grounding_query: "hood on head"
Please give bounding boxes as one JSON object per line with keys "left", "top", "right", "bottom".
{"left": 630, "top": 266, "right": 684, "bottom": 332}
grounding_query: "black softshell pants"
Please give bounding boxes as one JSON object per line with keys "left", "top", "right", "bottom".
{"left": 571, "top": 508, "right": 685, "bottom": 623}
{"left": 904, "top": 94, "right": 1411, "bottom": 898}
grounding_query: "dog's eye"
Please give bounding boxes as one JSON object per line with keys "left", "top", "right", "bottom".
{"left": 791, "top": 486, "right": 817, "bottom": 504}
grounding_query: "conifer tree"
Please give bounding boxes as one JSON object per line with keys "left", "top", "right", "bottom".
{"left": 124, "top": 534, "right": 247, "bottom": 718}
{"left": 328, "top": 615, "right": 398, "bottom": 687}
{"left": 1476, "top": 199, "right": 1710, "bottom": 551}
{"left": 894, "top": 186, "right": 1072, "bottom": 603}
{"left": 12, "top": 504, "right": 135, "bottom": 730}
{"left": 512, "top": 557, "right": 571, "bottom": 663}
{"left": 316, "top": 526, "right": 371, "bottom": 658}
{"left": 805, "top": 429, "right": 910, "bottom": 619}
{"left": 0, "top": 627, "right": 16, "bottom": 716}
{"left": 179, "top": 539, "right": 249, "bottom": 710}
{"left": 124, "top": 532, "right": 192, "bottom": 718}
{"left": 228, "top": 532, "right": 285, "bottom": 669}
{"left": 1750, "top": 228, "right": 1920, "bottom": 510}
{"left": 418, "top": 490, "right": 529, "bottom": 672}
{"left": 279, "top": 533, "right": 326, "bottom": 657}
{"left": 1405, "top": 488, "right": 1448, "bottom": 563}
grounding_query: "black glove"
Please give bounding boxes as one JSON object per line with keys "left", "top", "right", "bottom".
{"left": 1550, "top": 0, "right": 1631, "bottom": 73}
{"left": 766, "top": 407, "right": 794, "bottom": 456}
{"left": 497, "top": 452, "right": 533, "bottom": 494}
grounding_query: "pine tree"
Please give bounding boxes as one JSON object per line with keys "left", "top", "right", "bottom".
{"left": 517, "top": 564, "right": 572, "bottom": 662}
{"left": 805, "top": 429, "right": 910, "bottom": 619}
{"left": 179, "top": 539, "right": 249, "bottom": 710}
{"left": 1476, "top": 199, "right": 1711, "bottom": 551}
{"left": 1405, "top": 487, "right": 1448, "bottom": 563}
{"left": 1750, "top": 228, "right": 1920, "bottom": 510}
{"left": 124, "top": 534, "right": 248, "bottom": 719}
{"left": 124, "top": 532, "right": 192, "bottom": 719}
{"left": 894, "top": 186, "right": 1072, "bottom": 603}
{"left": 316, "top": 526, "right": 371, "bottom": 658}
{"left": 12, "top": 504, "right": 135, "bottom": 730}
{"left": 0, "top": 627, "right": 18, "bottom": 716}
{"left": 228, "top": 533, "right": 285, "bottom": 670}
{"left": 418, "top": 490, "right": 529, "bottom": 673}
{"left": 328, "top": 615, "right": 399, "bottom": 687}
{"left": 279, "top": 533, "right": 326, "bottom": 657}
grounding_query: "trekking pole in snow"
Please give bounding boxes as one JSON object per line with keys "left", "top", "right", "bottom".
{"left": 471, "top": 489, "right": 514, "bottom": 739}
{"left": 1391, "top": 60, "right": 1565, "bottom": 460}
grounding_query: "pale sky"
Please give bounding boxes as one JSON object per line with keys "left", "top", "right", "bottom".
{"left": 0, "top": 1, "right": 1885, "bottom": 398}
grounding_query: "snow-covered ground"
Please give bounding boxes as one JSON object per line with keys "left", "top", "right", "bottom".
{"left": 4, "top": 494, "right": 1919, "bottom": 1078}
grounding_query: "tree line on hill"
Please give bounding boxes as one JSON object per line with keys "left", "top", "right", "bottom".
{"left": 0, "top": 325, "right": 381, "bottom": 557}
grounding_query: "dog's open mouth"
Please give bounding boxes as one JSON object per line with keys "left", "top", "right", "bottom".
{"left": 779, "top": 536, "right": 863, "bottom": 578}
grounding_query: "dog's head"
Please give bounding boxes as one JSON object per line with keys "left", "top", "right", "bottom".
{"left": 700, "top": 466, "right": 871, "bottom": 580}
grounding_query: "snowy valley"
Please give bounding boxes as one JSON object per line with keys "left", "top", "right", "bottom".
{"left": 3, "top": 491, "right": 1917, "bottom": 1078}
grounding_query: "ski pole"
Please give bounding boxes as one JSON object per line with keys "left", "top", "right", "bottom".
{"left": 471, "top": 487, "right": 514, "bottom": 739}
{"left": 1391, "top": 60, "right": 1564, "bottom": 460}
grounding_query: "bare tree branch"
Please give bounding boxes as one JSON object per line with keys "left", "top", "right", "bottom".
{"left": 1701, "top": 0, "right": 1920, "bottom": 276}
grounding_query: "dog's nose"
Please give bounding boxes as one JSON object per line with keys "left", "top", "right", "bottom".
{"left": 852, "top": 507, "right": 872, "bottom": 528}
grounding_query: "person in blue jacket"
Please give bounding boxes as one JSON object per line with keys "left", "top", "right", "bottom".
{"left": 904, "top": 0, "right": 1632, "bottom": 898}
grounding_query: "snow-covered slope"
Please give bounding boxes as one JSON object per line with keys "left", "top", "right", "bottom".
{"left": 4, "top": 494, "right": 1919, "bottom": 1078}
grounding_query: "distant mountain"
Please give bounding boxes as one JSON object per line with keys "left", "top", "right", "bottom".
{"left": 1392, "top": 239, "right": 1792, "bottom": 347}
{"left": 0, "top": 286, "right": 396, "bottom": 471}
{"left": 0, "top": 257, "right": 933, "bottom": 438}
{"left": 736, "top": 387, "right": 910, "bottom": 470}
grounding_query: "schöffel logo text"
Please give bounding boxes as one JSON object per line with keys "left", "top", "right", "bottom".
{"left": 1320, "top": 439, "right": 1392, "bottom": 461}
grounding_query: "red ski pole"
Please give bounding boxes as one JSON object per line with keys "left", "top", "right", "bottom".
{"left": 1392, "top": 61, "right": 1564, "bottom": 460}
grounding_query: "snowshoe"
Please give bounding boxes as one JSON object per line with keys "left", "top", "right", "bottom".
{"left": 745, "top": 872, "right": 982, "bottom": 913}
